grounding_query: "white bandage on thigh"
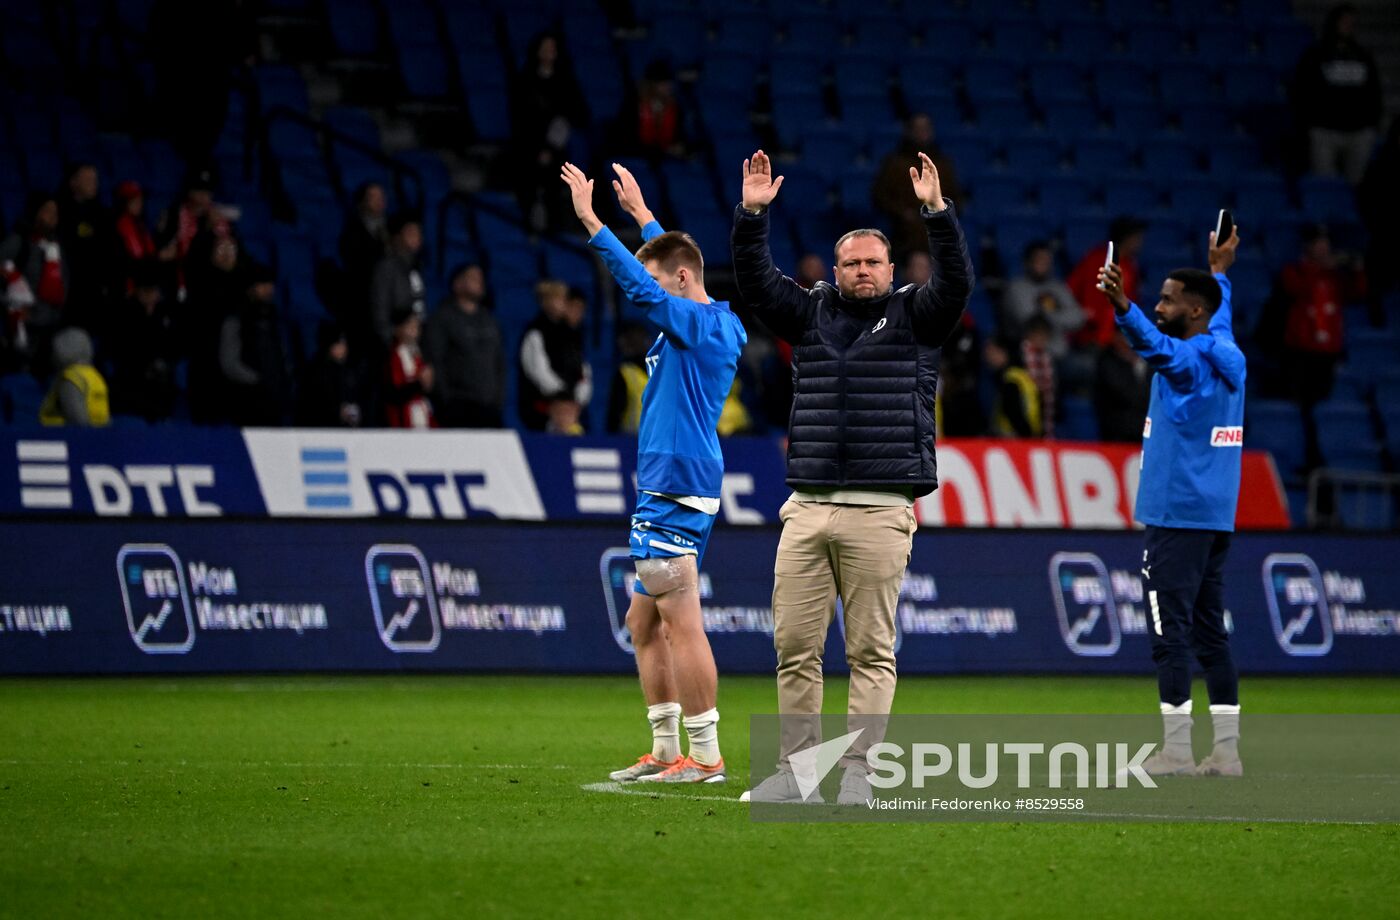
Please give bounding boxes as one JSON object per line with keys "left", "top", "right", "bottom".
{"left": 635, "top": 555, "right": 697, "bottom": 598}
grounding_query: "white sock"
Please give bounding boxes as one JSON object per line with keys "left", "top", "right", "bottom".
{"left": 683, "top": 708, "right": 721, "bottom": 766}
{"left": 647, "top": 702, "right": 681, "bottom": 762}
{"left": 1159, "top": 700, "right": 1194, "bottom": 760}
{"left": 1209, "top": 703, "right": 1240, "bottom": 759}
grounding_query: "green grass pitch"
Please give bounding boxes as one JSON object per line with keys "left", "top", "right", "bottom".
{"left": 2, "top": 674, "right": 1398, "bottom": 918}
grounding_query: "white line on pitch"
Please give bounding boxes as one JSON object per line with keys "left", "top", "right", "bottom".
{"left": 580, "top": 781, "right": 744, "bottom": 803}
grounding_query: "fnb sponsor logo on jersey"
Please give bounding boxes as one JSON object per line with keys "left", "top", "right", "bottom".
{"left": 1210, "top": 426, "right": 1244, "bottom": 447}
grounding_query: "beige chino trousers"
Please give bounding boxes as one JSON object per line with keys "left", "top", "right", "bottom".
{"left": 772, "top": 498, "right": 916, "bottom": 763}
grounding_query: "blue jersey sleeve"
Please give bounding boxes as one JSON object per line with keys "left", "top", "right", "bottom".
{"left": 1116, "top": 303, "right": 1209, "bottom": 392}
{"left": 589, "top": 225, "right": 713, "bottom": 349}
{"left": 641, "top": 220, "right": 663, "bottom": 242}
{"left": 1208, "top": 273, "right": 1234, "bottom": 339}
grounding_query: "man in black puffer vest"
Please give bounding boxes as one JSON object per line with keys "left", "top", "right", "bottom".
{"left": 732, "top": 149, "right": 973, "bottom": 805}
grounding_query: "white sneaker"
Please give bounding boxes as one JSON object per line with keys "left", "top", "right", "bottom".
{"left": 1195, "top": 748, "right": 1243, "bottom": 777}
{"left": 836, "top": 765, "right": 873, "bottom": 806}
{"left": 738, "top": 770, "right": 824, "bottom": 804}
{"left": 1140, "top": 748, "right": 1196, "bottom": 776}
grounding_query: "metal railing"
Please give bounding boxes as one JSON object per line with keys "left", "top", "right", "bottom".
{"left": 1306, "top": 468, "right": 1400, "bottom": 531}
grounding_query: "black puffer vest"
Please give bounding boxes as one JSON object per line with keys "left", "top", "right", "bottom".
{"left": 732, "top": 202, "right": 974, "bottom": 499}
{"left": 787, "top": 285, "right": 940, "bottom": 494}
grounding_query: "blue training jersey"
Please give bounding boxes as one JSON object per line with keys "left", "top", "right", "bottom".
{"left": 588, "top": 222, "right": 746, "bottom": 498}
{"left": 1117, "top": 273, "right": 1246, "bottom": 532}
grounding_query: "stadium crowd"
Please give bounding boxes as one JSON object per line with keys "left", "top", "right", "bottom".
{"left": 1, "top": 0, "right": 1396, "bottom": 459}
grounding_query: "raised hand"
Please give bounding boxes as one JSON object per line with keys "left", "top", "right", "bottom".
{"left": 909, "top": 152, "right": 946, "bottom": 211}
{"left": 559, "top": 162, "right": 603, "bottom": 236}
{"left": 1096, "top": 261, "right": 1130, "bottom": 314}
{"left": 741, "top": 150, "right": 785, "bottom": 212}
{"left": 610, "top": 163, "right": 655, "bottom": 228}
{"left": 1208, "top": 223, "right": 1240, "bottom": 276}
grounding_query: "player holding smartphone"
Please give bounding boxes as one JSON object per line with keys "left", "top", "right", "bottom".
{"left": 1098, "top": 223, "right": 1247, "bottom": 777}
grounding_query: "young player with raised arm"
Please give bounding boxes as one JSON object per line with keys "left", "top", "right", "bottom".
{"left": 560, "top": 161, "right": 746, "bottom": 784}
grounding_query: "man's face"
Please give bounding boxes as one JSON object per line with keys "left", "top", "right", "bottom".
{"left": 1305, "top": 236, "right": 1332, "bottom": 265}
{"left": 908, "top": 115, "right": 933, "bottom": 147}
{"left": 833, "top": 236, "right": 894, "bottom": 300}
{"left": 454, "top": 266, "right": 486, "bottom": 301}
{"left": 397, "top": 315, "right": 421, "bottom": 344}
{"left": 399, "top": 223, "right": 423, "bottom": 255}
{"left": 35, "top": 200, "right": 59, "bottom": 234}
{"left": 1026, "top": 248, "right": 1053, "bottom": 281}
{"left": 644, "top": 260, "right": 687, "bottom": 298}
{"left": 187, "top": 189, "right": 212, "bottom": 214}
{"left": 71, "top": 167, "right": 98, "bottom": 202}
{"left": 364, "top": 185, "right": 386, "bottom": 216}
{"left": 213, "top": 238, "right": 239, "bottom": 271}
{"left": 329, "top": 340, "right": 348, "bottom": 363}
{"left": 796, "top": 253, "right": 825, "bottom": 286}
{"left": 251, "top": 280, "right": 277, "bottom": 303}
{"left": 1154, "top": 279, "right": 1201, "bottom": 339}
{"left": 903, "top": 251, "right": 932, "bottom": 286}
{"left": 136, "top": 286, "right": 161, "bottom": 311}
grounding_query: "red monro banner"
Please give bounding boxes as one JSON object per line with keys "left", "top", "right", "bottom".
{"left": 916, "top": 439, "right": 1289, "bottom": 530}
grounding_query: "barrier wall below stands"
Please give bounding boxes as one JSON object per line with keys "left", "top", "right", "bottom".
{"left": 2, "top": 519, "right": 1395, "bottom": 676}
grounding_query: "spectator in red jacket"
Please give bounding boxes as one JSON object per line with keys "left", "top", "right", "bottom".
{"left": 112, "top": 181, "right": 174, "bottom": 297}
{"left": 1279, "top": 224, "right": 1367, "bottom": 405}
{"left": 384, "top": 307, "right": 435, "bottom": 429}
{"left": 0, "top": 195, "right": 69, "bottom": 375}
{"left": 634, "top": 60, "right": 687, "bottom": 157}
{"left": 1067, "top": 217, "right": 1146, "bottom": 351}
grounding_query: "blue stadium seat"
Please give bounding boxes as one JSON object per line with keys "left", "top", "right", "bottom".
{"left": 834, "top": 54, "right": 893, "bottom": 99}
{"left": 1346, "top": 330, "right": 1400, "bottom": 374}
{"left": 768, "top": 54, "right": 826, "bottom": 101}
{"left": 646, "top": 11, "right": 708, "bottom": 71}
{"left": 397, "top": 150, "right": 453, "bottom": 215}
{"left": 1125, "top": 25, "right": 1185, "bottom": 60}
{"left": 1110, "top": 100, "right": 1165, "bottom": 139}
{"left": 662, "top": 159, "right": 720, "bottom": 216}
{"left": 1234, "top": 175, "right": 1293, "bottom": 222}
{"left": 1382, "top": 407, "right": 1400, "bottom": 457}
{"left": 1260, "top": 21, "right": 1314, "bottom": 73}
{"left": 1204, "top": 136, "right": 1259, "bottom": 174}
{"left": 1041, "top": 101, "right": 1100, "bottom": 139}
{"left": 325, "top": 0, "right": 379, "bottom": 56}
{"left": 1104, "top": 177, "right": 1159, "bottom": 216}
{"left": 849, "top": 16, "right": 911, "bottom": 55}
{"left": 1246, "top": 399, "right": 1307, "bottom": 478}
{"left": 254, "top": 66, "right": 310, "bottom": 113}
{"left": 698, "top": 52, "right": 759, "bottom": 100}
{"left": 1053, "top": 22, "right": 1114, "bottom": 59}
{"left": 939, "top": 130, "right": 994, "bottom": 178}
{"left": 1226, "top": 64, "right": 1284, "bottom": 105}
{"left": 837, "top": 169, "right": 878, "bottom": 221}
{"left": 971, "top": 175, "right": 1031, "bottom": 215}
{"left": 917, "top": 17, "right": 976, "bottom": 55}
{"left": 1063, "top": 215, "right": 1108, "bottom": 261}
{"left": 710, "top": 11, "right": 771, "bottom": 60}
{"left": 986, "top": 20, "right": 1049, "bottom": 58}
{"left": 975, "top": 98, "right": 1035, "bottom": 135}
{"left": 1313, "top": 402, "right": 1376, "bottom": 458}
{"left": 0, "top": 373, "right": 43, "bottom": 425}
{"left": 1072, "top": 136, "right": 1133, "bottom": 174}
{"left": 398, "top": 41, "right": 453, "bottom": 100}
{"left": 1039, "top": 177, "right": 1098, "bottom": 219}
{"left": 784, "top": 18, "right": 844, "bottom": 51}
{"left": 1028, "top": 61, "right": 1090, "bottom": 108}
{"left": 1156, "top": 65, "right": 1215, "bottom": 104}
{"left": 800, "top": 125, "right": 862, "bottom": 182}
{"left": 1192, "top": 25, "right": 1255, "bottom": 62}
{"left": 963, "top": 59, "right": 1022, "bottom": 101}
{"left": 898, "top": 57, "right": 958, "bottom": 106}
{"left": 995, "top": 214, "right": 1052, "bottom": 274}
{"left": 1331, "top": 368, "right": 1372, "bottom": 405}
{"left": 1003, "top": 133, "right": 1063, "bottom": 176}
{"left": 770, "top": 91, "right": 830, "bottom": 150}
{"left": 1093, "top": 62, "right": 1153, "bottom": 106}
{"left": 1333, "top": 486, "right": 1394, "bottom": 531}
{"left": 464, "top": 87, "right": 512, "bottom": 143}
{"left": 268, "top": 119, "right": 320, "bottom": 161}
{"left": 542, "top": 242, "right": 596, "bottom": 294}
{"left": 1176, "top": 103, "right": 1235, "bottom": 138}
{"left": 1058, "top": 395, "right": 1099, "bottom": 442}
{"left": 1299, "top": 175, "right": 1359, "bottom": 226}
{"left": 1141, "top": 137, "right": 1201, "bottom": 176}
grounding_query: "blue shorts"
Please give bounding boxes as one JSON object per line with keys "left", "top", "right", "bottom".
{"left": 629, "top": 492, "right": 717, "bottom": 596}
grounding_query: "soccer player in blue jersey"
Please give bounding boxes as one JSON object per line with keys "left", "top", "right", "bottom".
{"left": 561, "top": 161, "right": 746, "bottom": 784}
{"left": 1099, "top": 225, "right": 1245, "bottom": 777}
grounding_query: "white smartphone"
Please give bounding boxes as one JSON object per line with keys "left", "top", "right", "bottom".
{"left": 1097, "top": 241, "right": 1115, "bottom": 291}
